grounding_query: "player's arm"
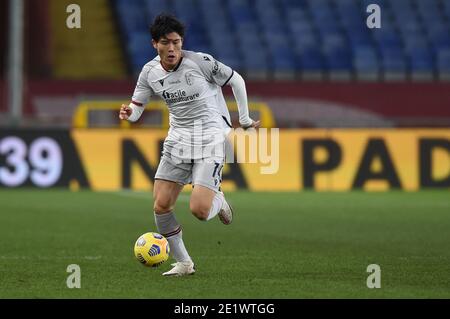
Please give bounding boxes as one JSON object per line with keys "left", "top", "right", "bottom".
{"left": 226, "top": 71, "right": 260, "bottom": 129}
{"left": 195, "top": 52, "right": 260, "bottom": 129}
{"left": 119, "top": 66, "right": 153, "bottom": 122}
{"left": 119, "top": 101, "right": 145, "bottom": 122}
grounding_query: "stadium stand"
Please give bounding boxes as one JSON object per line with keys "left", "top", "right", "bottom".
{"left": 2, "top": 0, "right": 449, "bottom": 128}
{"left": 113, "top": 0, "right": 450, "bottom": 81}
{"left": 0, "top": 0, "right": 6, "bottom": 79}
{"left": 50, "top": 0, "right": 127, "bottom": 79}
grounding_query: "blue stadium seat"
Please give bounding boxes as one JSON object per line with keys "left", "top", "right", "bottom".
{"left": 437, "top": 49, "right": 450, "bottom": 73}
{"left": 293, "top": 35, "right": 319, "bottom": 60}
{"left": 272, "top": 52, "right": 298, "bottom": 72}
{"left": 354, "top": 47, "right": 380, "bottom": 74}
{"left": 403, "top": 33, "right": 427, "bottom": 53}
{"left": 127, "top": 32, "right": 153, "bottom": 72}
{"left": 387, "top": 0, "right": 410, "bottom": 10}
{"left": 280, "top": 0, "right": 308, "bottom": 9}
{"left": 143, "top": 0, "right": 173, "bottom": 21}
{"left": 288, "top": 20, "right": 314, "bottom": 36}
{"left": 325, "top": 48, "right": 353, "bottom": 72}
{"left": 286, "top": 8, "right": 308, "bottom": 22}
{"left": 115, "top": 1, "right": 147, "bottom": 38}
{"left": 415, "top": 0, "right": 440, "bottom": 17}
{"left": 428, "top": 25, "right": 450, "bottom": 51}
{"left": 347, "top": 30, "right": 374, "bottom": 49}
{"left": 300, "top": 48, "right": 325, "bottom": 71}
{"left": 322, "top": 32, "right": 347, "bottom": 51}
{"left": 380, "top": 48, "right": 408, "bottom": 77}
{"left": 242, "top": 51, "right": 268, "bottom": 73}
{"left": 443, "top": 0, "right": 450, "bottom": 18}
{"left": 397, "top": 20, "right": 423, "bottom": 36}
{"left": 372, "top": 28, "right": 403, "bottom": 50}
{"left": 409, "top": 48, "right": 434, "bottom": 73}
{"left": 112, "top": 0, "right": 450, "bottom": 80}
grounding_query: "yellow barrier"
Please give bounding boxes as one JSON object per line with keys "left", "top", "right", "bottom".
{"left": 72, "top": 100, "right": 275, "bottom": 128}
{"left": 70, "top": 129, "right": 450, "bottom": 191}
{"left": 73, "top": 101, "right": 169, "bottom": 129}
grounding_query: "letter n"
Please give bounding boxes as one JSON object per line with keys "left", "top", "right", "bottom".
{"left": 122, "top": 139, "right": 156, "bottom": 188}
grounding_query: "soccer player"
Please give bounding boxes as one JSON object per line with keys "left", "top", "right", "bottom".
{"left": 119, "top": 14, "right": 259, "bottom": 276}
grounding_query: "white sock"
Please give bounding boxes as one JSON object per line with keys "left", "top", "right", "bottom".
{"left": 206, "top": 192, "right": 225, "bottom": 221}
{"left": 154, "top": 212, "right": 192, "bottom": 263}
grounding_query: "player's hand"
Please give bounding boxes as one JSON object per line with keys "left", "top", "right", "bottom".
{"left": 241, "top": 120, "right": 261, "bottom": 130}
{"left": 119, "top": 104, "right": 132, "bottom": 120}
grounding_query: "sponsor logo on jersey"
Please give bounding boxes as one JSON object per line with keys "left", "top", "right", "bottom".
{"left": 162, "top": 89, "right": 186, "bottom": 99}
{"left": 203, "top": 56, "right": 211, "bottom": 61}
{"left": 158, "top": 79, "right": 165, "bottom": 86}
{"left": 162, "top": 89, "right": 200, "bottom": 104}
{"left": 169, "top": 79, "right": 181, "bottom": 84}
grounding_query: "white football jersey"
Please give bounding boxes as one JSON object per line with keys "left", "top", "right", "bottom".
{"left": 131, "top": 50, "right": 234, "bottom": 160}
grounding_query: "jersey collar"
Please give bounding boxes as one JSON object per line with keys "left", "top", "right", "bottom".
{"left": 161, "top": 57, "right": 183, "bottom": 73}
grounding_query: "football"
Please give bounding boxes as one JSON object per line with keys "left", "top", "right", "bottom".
{"left": 134, "top": 232, "right": 170, "bottom": 267}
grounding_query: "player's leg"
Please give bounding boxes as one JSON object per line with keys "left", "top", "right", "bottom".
{"left": 189, "top": 184, "right": 216, "bottom": 220}
{"left": 153, "top": 157, "right": 195, "bottom": 276}
{"left": 153, "top": 179, "right": 193, "bottom": 261}
{"left": 190, "top": 162, "right": 233, "bottom": 224}
{"left": 153, "top": 179, "right": 183, "bottom": 214}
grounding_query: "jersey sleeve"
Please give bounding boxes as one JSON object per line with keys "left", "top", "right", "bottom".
{"left": 195, "top": 53, "right": 234, "bottom": 87}
{"left": 131, "top": 65, "right": 154, "bottom": 106}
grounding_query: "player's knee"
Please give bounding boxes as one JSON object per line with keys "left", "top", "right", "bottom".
{"left": 154, "top": 197, "right": 173, "bottom": 214}
{"left": 189, "top": 201, "right": 210, "bottom": 221}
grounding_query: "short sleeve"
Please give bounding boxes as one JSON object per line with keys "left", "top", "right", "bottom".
{"left": 196, "top": 53, "right": 234, "bottom": 87}
{"left": 131, "top": 66, "right": 154, "bottom": 105}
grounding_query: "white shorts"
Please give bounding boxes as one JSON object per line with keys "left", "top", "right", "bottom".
{"left": 154, "top": 154, "right": 224, "bottom": 192}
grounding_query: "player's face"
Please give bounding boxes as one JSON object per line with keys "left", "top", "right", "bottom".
{"left": 153, "top": 32, "right": 183, "bottom": 71}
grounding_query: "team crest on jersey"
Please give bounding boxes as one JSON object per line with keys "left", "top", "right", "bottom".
{"left": 212, "top": 60, "right": 219, "bottom": 75}
{"left": 185, "top": 72, "right": 194, "bottom": 86}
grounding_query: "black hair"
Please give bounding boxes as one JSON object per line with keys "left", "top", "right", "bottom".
{"left": 150, "top": 14, "right": 185, "bottom": 41}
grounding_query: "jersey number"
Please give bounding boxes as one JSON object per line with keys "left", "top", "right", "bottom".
{"left": 212, "top": 163, "right": 223, "bottom": 178}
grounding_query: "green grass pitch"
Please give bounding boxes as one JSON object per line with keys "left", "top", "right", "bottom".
{"left": 0, "top": 189, "right": 449, "bottom": 298}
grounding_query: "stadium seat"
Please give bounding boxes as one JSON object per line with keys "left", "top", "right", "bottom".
{"left": 347, "top": 30, "right": 374, "bottom": 49}
{"left": 127, "top": 32, "right": 153, "bottom": 73}
{"left": 428, "top": 25, "right": 450, "bottom": 52}
{"left": 115, "top": 1, "right": 147, "bottom": 40}
{"left": 408, "top": 47, "right": 434, "bottom": 81}
{"left": 437, "top": 49, "right": 450, "bottom": 80}
{"left": 354, "top": 46, "right": 380, "bottom": 81}
{"left": 299, "top": 48, "right": 325, "bottom": 80}
{"left": 381, "top": 48, "right": 408, "bottom": 81}
{"left": 443, "top": 0, "right": 450, "bottom": 18}
{"left": 144, "top": 0, "right": 173, "bottom": 22}
{"left": 112, "top": 0, "right": 450, "bottom": 81}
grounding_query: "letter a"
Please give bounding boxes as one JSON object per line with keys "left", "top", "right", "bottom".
{"left": 366, "top": 264, "right": 381, "bottom": 288}
{"left": 66, "top": 264, "right": 81, "bottom": 288}
{"left": 366, "top": 4, "right": 381, "bottom": 29}
{"left": 66, "top": 4, "right": 81, "bottom": 29}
